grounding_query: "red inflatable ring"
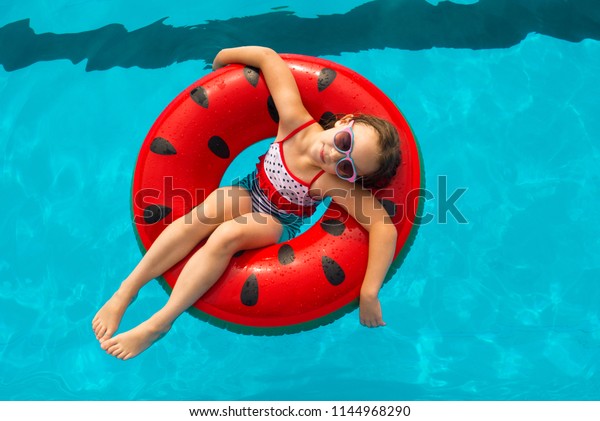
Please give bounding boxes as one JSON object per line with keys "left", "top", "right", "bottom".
{"left": 132, "top": 54, "right": 422, "bottom": 333}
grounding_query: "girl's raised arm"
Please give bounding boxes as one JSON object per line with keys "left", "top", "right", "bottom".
{"left": 212, "top": 46, "right": 313, "bottom": 136}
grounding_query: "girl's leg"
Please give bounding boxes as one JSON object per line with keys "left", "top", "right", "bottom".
{"left": 92, "top": 186, "right": 252, "bottom": 342}
{"left": 101, "top": 213, "right": 283, "bottom": 360}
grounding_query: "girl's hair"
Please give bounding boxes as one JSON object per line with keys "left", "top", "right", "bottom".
{"left": 320, "top": 113, "right": 401, "bottom": 189}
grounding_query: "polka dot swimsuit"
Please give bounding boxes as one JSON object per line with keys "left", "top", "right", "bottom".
{"left": 237, "top": 120, "right": 325, "bottom": 224}
{"left": 263, "top": 142, "right": 318, "bottom": 208}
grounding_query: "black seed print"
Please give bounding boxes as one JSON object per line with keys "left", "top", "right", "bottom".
{"left": 318, "top": 68, "right": 337, "bottom": 92}
{"left": 150, "top": 137, "right": 177, "bottom": 155}
{"left": 381, "top": 199, "right": 397, "bottom": 218}
{"left": 241, "top": 274, "right": 259, "bottom": 306}
{"left": 321, "top": 256, "right": 345, "bottom": 286}
{"left": 190, "top": 86, "right": 209, "bottom": 108}
{"left": 208, "top": 136, "right": 230, "bottom": 159}
{"left": 278, "top": 244, "right": 295, "bottom": 265}
{"left": 267, "top": 96, "right": 279, "bottom": 123}
{"left": 244, "top": 66, "right": 260, "bottom": 87}
{"left": 319, "top": 111, "right": 336, "bottom": 127}
{"left": 320, "top": 219, "right": 346, "bottom": 236}
{"left": 143, "top": 204, "right": 172, "bottom": 224}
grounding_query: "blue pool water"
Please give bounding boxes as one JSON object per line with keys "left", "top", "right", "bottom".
{"left": 1, "top": 0, "right": 600, "bottom": 400}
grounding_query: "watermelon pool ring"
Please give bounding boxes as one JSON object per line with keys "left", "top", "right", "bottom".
{"left": 132, "top": 54, "right": 422, "bottom": 333}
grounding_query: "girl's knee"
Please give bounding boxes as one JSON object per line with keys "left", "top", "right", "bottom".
{"left": 204, "top": 219, "right": 248, "bottom": 255}
{"left": 193, "top": 187, "right": 251, "bottom": 225}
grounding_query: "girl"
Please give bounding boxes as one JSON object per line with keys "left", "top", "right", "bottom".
{"left": 93, "top": 46, "right": 400, "bottom": 360}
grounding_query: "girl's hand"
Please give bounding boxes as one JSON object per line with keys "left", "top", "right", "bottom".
{"left": 359, "top": 294, "right": 386, "bottom": 328}
{"left": 212, "top": 51, "right": 226, "bottom": 71}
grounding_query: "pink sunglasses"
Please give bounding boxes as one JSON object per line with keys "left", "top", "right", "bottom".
{"left": 333, "top": 121, "right": 358, "bottom": 182}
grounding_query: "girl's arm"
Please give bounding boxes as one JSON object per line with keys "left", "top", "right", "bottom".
{"left": 316, "top": 176, "right": 398, "bottom": 327}
{"left": 212, "top": 46, "right": 313, "bottom": 137}
{"left": 359, "top": 217, "right": 397, "bottom": 327}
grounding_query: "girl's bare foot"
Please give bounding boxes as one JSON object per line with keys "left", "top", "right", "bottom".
{"left": 92, "top": 290, "right": 137, "bottom": 343}
{"left": 100, "top": 319, "right": 171, "bottom": 360}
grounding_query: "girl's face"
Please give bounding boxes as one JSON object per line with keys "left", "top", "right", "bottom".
{"left": 318, "top": 119, "right": 380, "bottom": 181}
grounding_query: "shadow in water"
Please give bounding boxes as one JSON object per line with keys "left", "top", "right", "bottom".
{"left": 1, "top": 0, "right": 599, "bottom": 72}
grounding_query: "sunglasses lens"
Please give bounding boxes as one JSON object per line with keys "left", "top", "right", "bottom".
{"left": 336, "top": 159, "right": 355, "bottom": 179}
{"left": 334, "top": 130, "right": 352, "bottom": 152}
